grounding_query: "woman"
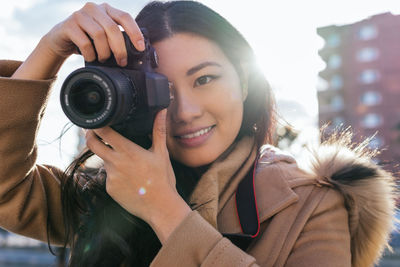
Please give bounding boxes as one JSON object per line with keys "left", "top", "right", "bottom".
{"left": 0, "top": 1, "right": 397, "bottom": 266}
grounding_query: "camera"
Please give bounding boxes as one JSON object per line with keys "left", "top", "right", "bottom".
{"left": 60, "top": 29, "right": 170, "bottom": 147}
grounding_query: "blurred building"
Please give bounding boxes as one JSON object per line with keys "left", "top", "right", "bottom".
{"left": 317, "top": 12, "right": 400, "bottom": 173}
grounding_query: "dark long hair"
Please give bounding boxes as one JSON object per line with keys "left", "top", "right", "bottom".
{"left": 60, "top": 1, "right": 276, "bottom": 266}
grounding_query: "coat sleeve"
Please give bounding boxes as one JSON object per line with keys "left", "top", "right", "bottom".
{"left": 149, "top": 188, "right": 351, "bottom": 267}
{"left": 0, "top": 60, "right": 66, "bottom": 245}
{"left": 150, "top": 210, "right": 258, "bottom": 267}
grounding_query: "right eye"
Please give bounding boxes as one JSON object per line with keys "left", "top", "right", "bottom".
{"left": 194, "top": 75, "right": 217, "bottom": 87}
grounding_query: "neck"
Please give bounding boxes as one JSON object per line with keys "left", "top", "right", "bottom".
{"left": 193, "top": 164, "right": 211, "bottom": 178}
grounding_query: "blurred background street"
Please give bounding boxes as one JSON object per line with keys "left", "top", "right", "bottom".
{"left": 0, "top": 0, "right": 399, "bottom": 266}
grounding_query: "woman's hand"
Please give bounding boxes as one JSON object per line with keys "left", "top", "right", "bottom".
{"left": 43, "top": 2, "right": 145, "bottom": 66}
{"left": 85, "top": 109, "right": 192, "bottom": 244}
{"left": 12, "top": 2, "right": 144, "bottom": 80}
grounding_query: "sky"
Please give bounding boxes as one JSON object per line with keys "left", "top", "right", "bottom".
{"left": 1, "top": 0, "right": 400, "bottom": 168}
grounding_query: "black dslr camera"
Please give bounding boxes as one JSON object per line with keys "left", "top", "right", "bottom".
{"left": 60, "top": 30, "right": 170, "bottom": 147}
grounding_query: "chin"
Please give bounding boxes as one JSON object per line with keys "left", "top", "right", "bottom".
{"left": 174, "top": 151, "right": 220, "bottom": 168}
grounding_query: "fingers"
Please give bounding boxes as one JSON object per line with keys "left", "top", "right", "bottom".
{"left": 151, "top": 109, "right": 168, "bottom": 154}
{"left": 70, "top": 2, "right": 144, "bottom": 66}
{"left": 84, "top": 3, "right": 127, "bottom": 66}
{"left": 87, "top": 109, "right": 169, "bottom": 160}
{"left": 72, "top": 10, "right": 111, "bottom": 62}
{"left": 93, "top": 127, "right": 142, "bottom": 155}
{"left": 85, "top": 130, "right": 115, "bottom": 162}
{"left": 65, "top": 22, "right": 97, "bottom": 62}
{"left": 103, "top": 3, "right": 145, "bottom": 51}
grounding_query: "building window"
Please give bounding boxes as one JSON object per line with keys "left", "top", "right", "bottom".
{"left": 331, "top": 95, "right": 344, "bottom": 111}
{"left": 357, "top": 47, "right": 379, "bottom": 62}
{"left": 328, "top": 54, "right": 342, "bottom": 69}
{"left": 327, "top": 33, "right": 341, "bottom": 47}
{"left": 359, "top": 69, "right": 380, "bottom": 84}
{"left": 361, "top": 91, "right": 382, "bottom": 106}
{"left": 368, "top": 136, "right": 384, "bottom": 149}
{"left": 358, "top": 25, "right": 378, "bottom": 40}
{"left": 330, "top": 75, "right": 343, "bottom": 89}
{"left": 361, "top": 113, "right": 383, "bottom": 128}
{"left": 317, "top": 77, "right": 329, "bottom": 91}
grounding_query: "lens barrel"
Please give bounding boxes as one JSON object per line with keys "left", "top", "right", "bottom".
{"left": 60, "top": 66, "right": 136, "bottom": 129}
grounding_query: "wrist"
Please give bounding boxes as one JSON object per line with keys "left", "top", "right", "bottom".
{"left": 39, "top": 34, "right": 69, "bottom": 63}
{"left": 11, "top": 35, "right": 67, "bottom": 80}
{"left": 149, "top": 195, "right": 192, "bottom": 245}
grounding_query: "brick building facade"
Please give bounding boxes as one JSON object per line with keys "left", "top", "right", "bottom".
{"left": 317, "top": 12, "right": 400, "bottom": 173}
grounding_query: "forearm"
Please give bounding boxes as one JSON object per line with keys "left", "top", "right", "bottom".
{"left": 11, "top": 34, "right": 67, "bottom": 80}
{"left": 0, "top": 61, "right": 65, "bottom": 244}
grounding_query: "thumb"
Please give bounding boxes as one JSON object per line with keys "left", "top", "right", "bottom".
{"left": 152, "top": 109, "right": 168, "bottom": 153}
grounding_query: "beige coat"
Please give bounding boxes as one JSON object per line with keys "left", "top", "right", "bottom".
{"left": 0, "top": 60, "right": 397, "bottom": 267}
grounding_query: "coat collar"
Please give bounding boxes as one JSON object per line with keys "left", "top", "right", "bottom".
{"left": 190, "top": 138, "right": 301, "bottom": 231}
{"left": 254, "top": 145, "right": 300, "bottom": 222}
{"left": 189, "top": 136, "right": 257, "bottom": 228}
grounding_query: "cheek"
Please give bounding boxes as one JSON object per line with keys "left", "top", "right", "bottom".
{"left": 163, "top": 78, "right": 244, "bottom": 166}
{"left": 212, "top": 80, "right": 244, "bottom": 124}
{"left": 217, "top": 99, "right": 243, "bottom": 135}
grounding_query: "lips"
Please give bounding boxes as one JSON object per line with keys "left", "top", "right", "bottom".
{"left": 177, "top": 126, "right": 213, "bottom": 139}
{"left": 174, "top": 125, "right": 215, "bottom": 138}
{"left": 174, "top": 125, "right": 216, "bottom": 148}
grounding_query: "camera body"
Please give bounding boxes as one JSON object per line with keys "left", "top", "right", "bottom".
{"left": 60, "top": 30, "right": 170, "bottom": 146}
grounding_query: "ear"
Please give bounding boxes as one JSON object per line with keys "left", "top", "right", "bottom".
{"left": 239, "top": 61, "right": 250, "bottom": 102}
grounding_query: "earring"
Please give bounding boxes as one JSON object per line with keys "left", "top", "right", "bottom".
{"left": 252, "top": 123, "right": 258, "bottom": 133}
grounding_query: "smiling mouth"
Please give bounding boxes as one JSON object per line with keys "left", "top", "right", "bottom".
{"left": 177, "top": 126, "right": 215, "bottom": 139}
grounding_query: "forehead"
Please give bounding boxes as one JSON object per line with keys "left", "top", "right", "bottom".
{"left": 152, "top": 33, "right": 231, "bottom": 74}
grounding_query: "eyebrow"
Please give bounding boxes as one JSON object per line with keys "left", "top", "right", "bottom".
{"left": 186, "top": 61, "right": 222, "bottom": 76}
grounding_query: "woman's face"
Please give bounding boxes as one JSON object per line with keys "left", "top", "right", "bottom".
{"left": 153, "top": 33, "right": 246, "bottom": 167}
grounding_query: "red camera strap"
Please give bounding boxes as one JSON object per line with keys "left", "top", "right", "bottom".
{"left": 222, "top": 158, "right": 260, "bottom": 251}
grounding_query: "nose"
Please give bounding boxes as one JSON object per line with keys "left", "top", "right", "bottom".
{"left": 169, "top": 87, "right": 202, "bottom": 124}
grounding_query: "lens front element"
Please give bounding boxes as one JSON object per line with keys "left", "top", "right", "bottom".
{"left": 70, "top": 81, "right": 106, "bottom": 116}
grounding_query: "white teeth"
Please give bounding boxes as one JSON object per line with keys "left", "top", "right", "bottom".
{"left": 180, "top": 126, "right": 213, "bottom": 139}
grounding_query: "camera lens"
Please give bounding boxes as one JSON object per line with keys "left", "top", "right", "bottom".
{"left": 69, "top": 80, "right": 105, "bottom": 116}
{"left": 60, "top": 66, "right": 139, "bottom": 129}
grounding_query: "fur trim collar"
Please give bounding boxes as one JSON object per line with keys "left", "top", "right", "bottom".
{"left": 305, "top": 130, "right": 398, "bottom": 267}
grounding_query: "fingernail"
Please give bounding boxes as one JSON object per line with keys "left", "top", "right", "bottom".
{"left": 120, "top": 58, "right": 127, "bottom": 66}
{"left": 161, "top": 109, "right": 167, "bottom": 120}
{"left": 138, "top": 40, "right": 145, "bottom": 51}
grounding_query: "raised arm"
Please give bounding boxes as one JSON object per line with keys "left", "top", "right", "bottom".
{"left": 0, "top": 2, "right": 146, "bottom": 245}
{"left": 12, "top": 2, "right": 145, "bottom": 80}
